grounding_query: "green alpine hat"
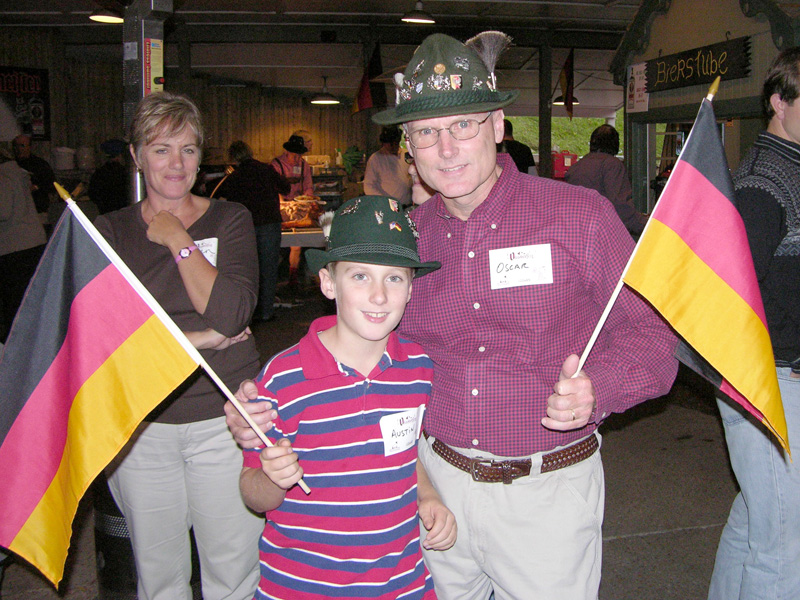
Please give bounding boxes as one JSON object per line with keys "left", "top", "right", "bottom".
{"left": 306, "top": 196, "right": 440, "bottom": 277}
{"left": 373, "top": 31, "right": 519, "bottom": 125}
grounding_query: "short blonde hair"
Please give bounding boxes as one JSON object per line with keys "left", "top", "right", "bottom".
{"left": 129, "top": 91, "right": 204, "bottom": 163}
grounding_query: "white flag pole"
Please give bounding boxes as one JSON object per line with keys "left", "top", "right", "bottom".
{"left": 55, "top": 183, "right": 311, "bottom": 494}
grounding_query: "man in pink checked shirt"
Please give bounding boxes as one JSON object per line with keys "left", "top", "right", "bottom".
{"left": 227, "top": 32, "right": 678, "bottom": 600}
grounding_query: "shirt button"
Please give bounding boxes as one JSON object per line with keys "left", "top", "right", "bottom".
{"left": 447, "top": 233, "right": 452, "bottom": 239}
{"left": 490, "top": 223, "right": 498, "bottom": 230}
{"left": 471, "top": 388, "right": 479, "bottom": 396}
{"left": 478, "top": 346, "right": 486, "bottom": 352}
{"left": 473, "top": 302, "right": 480, "bottom": 309}
{"left": 468, "top": 251, "right": 475, "bottom": 258}
{"left": 472, "top": 439, "right": 479, "bottom": 446}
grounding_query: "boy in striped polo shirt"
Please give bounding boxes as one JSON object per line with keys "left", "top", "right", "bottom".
{"left": 238, "top": 196, "right": 457, "bottom": 600}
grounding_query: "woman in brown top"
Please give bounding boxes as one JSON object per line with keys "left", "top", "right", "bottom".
{"left": 96, "top": 92, "right": 262, "bottom": 600}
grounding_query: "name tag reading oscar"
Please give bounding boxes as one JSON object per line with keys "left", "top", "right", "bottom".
{"left": 489, "top": 244, "right": 553, "bottom": 289}
{"left": 379, "top": 406, "right": 425, "bottom": 457}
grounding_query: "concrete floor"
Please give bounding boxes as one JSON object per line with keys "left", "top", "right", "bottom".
{"left": 0, "top": 280, "right": 738, "bottom": 600}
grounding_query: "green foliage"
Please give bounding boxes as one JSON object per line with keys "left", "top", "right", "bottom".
{"left": 508, "top": 108, "right": 626, "bottom": 158}
{"left": 340, "top": 145, "right": 363, "bottom": 175}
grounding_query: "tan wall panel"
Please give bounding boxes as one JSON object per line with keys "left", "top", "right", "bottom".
{"left": 628, "top": 0, "right": 777, "bottom": 111}
{"left": 1, "top": 27, "right": 372, "bottom": 178}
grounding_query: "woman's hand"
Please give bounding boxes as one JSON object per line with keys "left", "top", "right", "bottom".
{"left": 143, "top": 200, "right": 218, "bottom": 314}
{"left": 185, "top": 327, "right": 252, "bottom": 350}
{"left": 147, "top": 210, "right": 193, "bottom": 250}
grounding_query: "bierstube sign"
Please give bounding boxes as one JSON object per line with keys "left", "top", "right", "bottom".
{"left": 645, "top": 37, "right": 750, "bottom": 93}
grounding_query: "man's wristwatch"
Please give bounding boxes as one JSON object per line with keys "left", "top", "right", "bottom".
{"left": 175, "top": 244, "right": 198, "bottom": 264}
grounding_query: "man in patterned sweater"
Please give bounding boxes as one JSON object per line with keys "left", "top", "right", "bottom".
{"left": 708, "top": 47, "right": 800, "bottom": 600}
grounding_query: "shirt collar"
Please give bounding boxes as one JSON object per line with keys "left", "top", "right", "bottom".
{"left": 756, "top": 131, "right": 800, "bottom": 167}
{"left": 298, "top": 315, "right": 409, "bottom": 379}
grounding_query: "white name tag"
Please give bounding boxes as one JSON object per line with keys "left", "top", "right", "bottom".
{"left": 194, "top": 237, "right": 218, "bottom": 267}
{"left": 489, "top": 244, "right": 553, "bottom": 289}
{"left": 379, "top": 406, "right": 425, "bottom": 457}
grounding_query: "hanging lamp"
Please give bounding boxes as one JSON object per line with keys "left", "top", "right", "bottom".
{"left": 311, "top": 76, "right": 340, "bottom": 105}
{"left": 401, "top": 1, "right": 435, "bottom": 24}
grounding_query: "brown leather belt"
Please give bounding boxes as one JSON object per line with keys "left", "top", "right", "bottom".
{"left": 425, "top": 432, "right": 599, "bottom": 484}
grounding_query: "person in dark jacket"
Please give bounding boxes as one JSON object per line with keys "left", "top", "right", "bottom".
{"left": 565, "top": 124, "right": 648, "bottom": 235}
{"left": 497, "top": 119, "right": 536, "bottom": 174}
{"left": 88, "top": 138, "right": 131, "bottom": 215}
{"left": 216, "top": 140, "right": 290, "bottom": 321}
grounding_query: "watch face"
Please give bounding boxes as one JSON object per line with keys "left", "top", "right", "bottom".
{"left": 180, "top": 248, "right": 191, "bottom": 258}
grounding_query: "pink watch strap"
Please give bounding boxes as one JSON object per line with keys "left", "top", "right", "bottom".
{"left": 175, "top": 244, "right": 198, "bottom": 264}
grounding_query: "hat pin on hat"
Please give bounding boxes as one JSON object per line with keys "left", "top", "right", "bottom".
{"left": 373, "top": 31, "right": 519, "bottom": 125}
{"left": 306, "top": 196, "right": 440, "bottom": 278}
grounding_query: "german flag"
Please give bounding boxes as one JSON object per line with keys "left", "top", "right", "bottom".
{"left": 352, "top": 43, "right": 387, "bottom": 114}
{"left": 623, "top": 97, "right": 787, "bottom": 452}
{"left": 0, "top": 203, "right": 199, "bottom": 585}
{"left": 558, "top": 48, "right": 575, "bottom": 120}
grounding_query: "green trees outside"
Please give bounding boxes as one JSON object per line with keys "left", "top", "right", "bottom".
{"left": 508, "top": 108, "right": 625, "bottom": 158}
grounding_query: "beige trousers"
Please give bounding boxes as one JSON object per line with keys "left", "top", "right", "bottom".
{"left": 419, "top": 433, "right": 604, "bottom": 600}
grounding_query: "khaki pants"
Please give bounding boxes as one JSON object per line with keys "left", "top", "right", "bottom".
{"left": 107, "top": 417, "right": 263, "bottom": 600}
{"left": 419, "top": 433, "right": 604, "bottom": 600}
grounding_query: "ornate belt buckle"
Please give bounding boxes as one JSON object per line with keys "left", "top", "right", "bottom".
{"left": 469, "top": 459, "right": 494, "bottom": 482}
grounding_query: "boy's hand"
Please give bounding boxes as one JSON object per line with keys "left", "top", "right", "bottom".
{"left": 225, "top": 380, "right": 277, "bottom": 449}
{"left": 260, "top": 438, "right": 303, "bottom": 490}
{"left": 419, "top": 498, "right": 457, "bottom": 551}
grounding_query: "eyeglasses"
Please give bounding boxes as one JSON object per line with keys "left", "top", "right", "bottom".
{"left": 406, "top": 113, "right": 493, "bottom": 149}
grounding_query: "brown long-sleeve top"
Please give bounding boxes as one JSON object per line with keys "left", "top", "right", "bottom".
{"left": 94, "top": 199, "right": 260, "bottom": 424}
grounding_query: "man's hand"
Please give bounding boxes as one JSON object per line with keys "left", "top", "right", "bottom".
{"left": 224, "top": 379, "right": 277, "bottom": 449}
{"left": 542, "top": 354, "right": 596, "bottom": 431}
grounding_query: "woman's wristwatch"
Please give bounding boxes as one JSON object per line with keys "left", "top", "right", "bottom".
{"left": 175, "top": 244, "right": 198, "bottom": 264}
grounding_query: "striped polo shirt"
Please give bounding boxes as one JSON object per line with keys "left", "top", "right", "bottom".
{"left": 243, "top": 315, "right": 437, "bottom": 600}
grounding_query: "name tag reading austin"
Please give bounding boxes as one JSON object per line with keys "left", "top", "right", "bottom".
{"left": 380, "top": 406, "right": 425, "bottom": 457}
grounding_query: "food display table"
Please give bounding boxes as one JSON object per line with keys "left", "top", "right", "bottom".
{"left": 280, "top": 227, "right": 325, "bottom": 248}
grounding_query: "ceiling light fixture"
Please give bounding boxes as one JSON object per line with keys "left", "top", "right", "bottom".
{"left": 89, "top": 7, "right": 124, "bottom": 24}
{"left": 402, "top": 1, "right": 435, "bottom": 24}
{"left": 310, "top": 76, "right": 340, "bottom": 105}
{"left": 553, "top": 95, "right": 580, "bottom": 106}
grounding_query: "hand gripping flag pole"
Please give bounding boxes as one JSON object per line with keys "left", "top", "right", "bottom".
{"left": 574, "top": 77, "right": 788, "bottom": 454}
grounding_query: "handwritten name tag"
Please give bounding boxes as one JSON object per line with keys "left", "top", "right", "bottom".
{"left": 194, "top": 237, "right": 218, "bottom": 267}
{"left": 489, "top": 244, "right": 553, "bottom": 290}
{"left": 379, "top": 406, "right": 425, "bottom": 457}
